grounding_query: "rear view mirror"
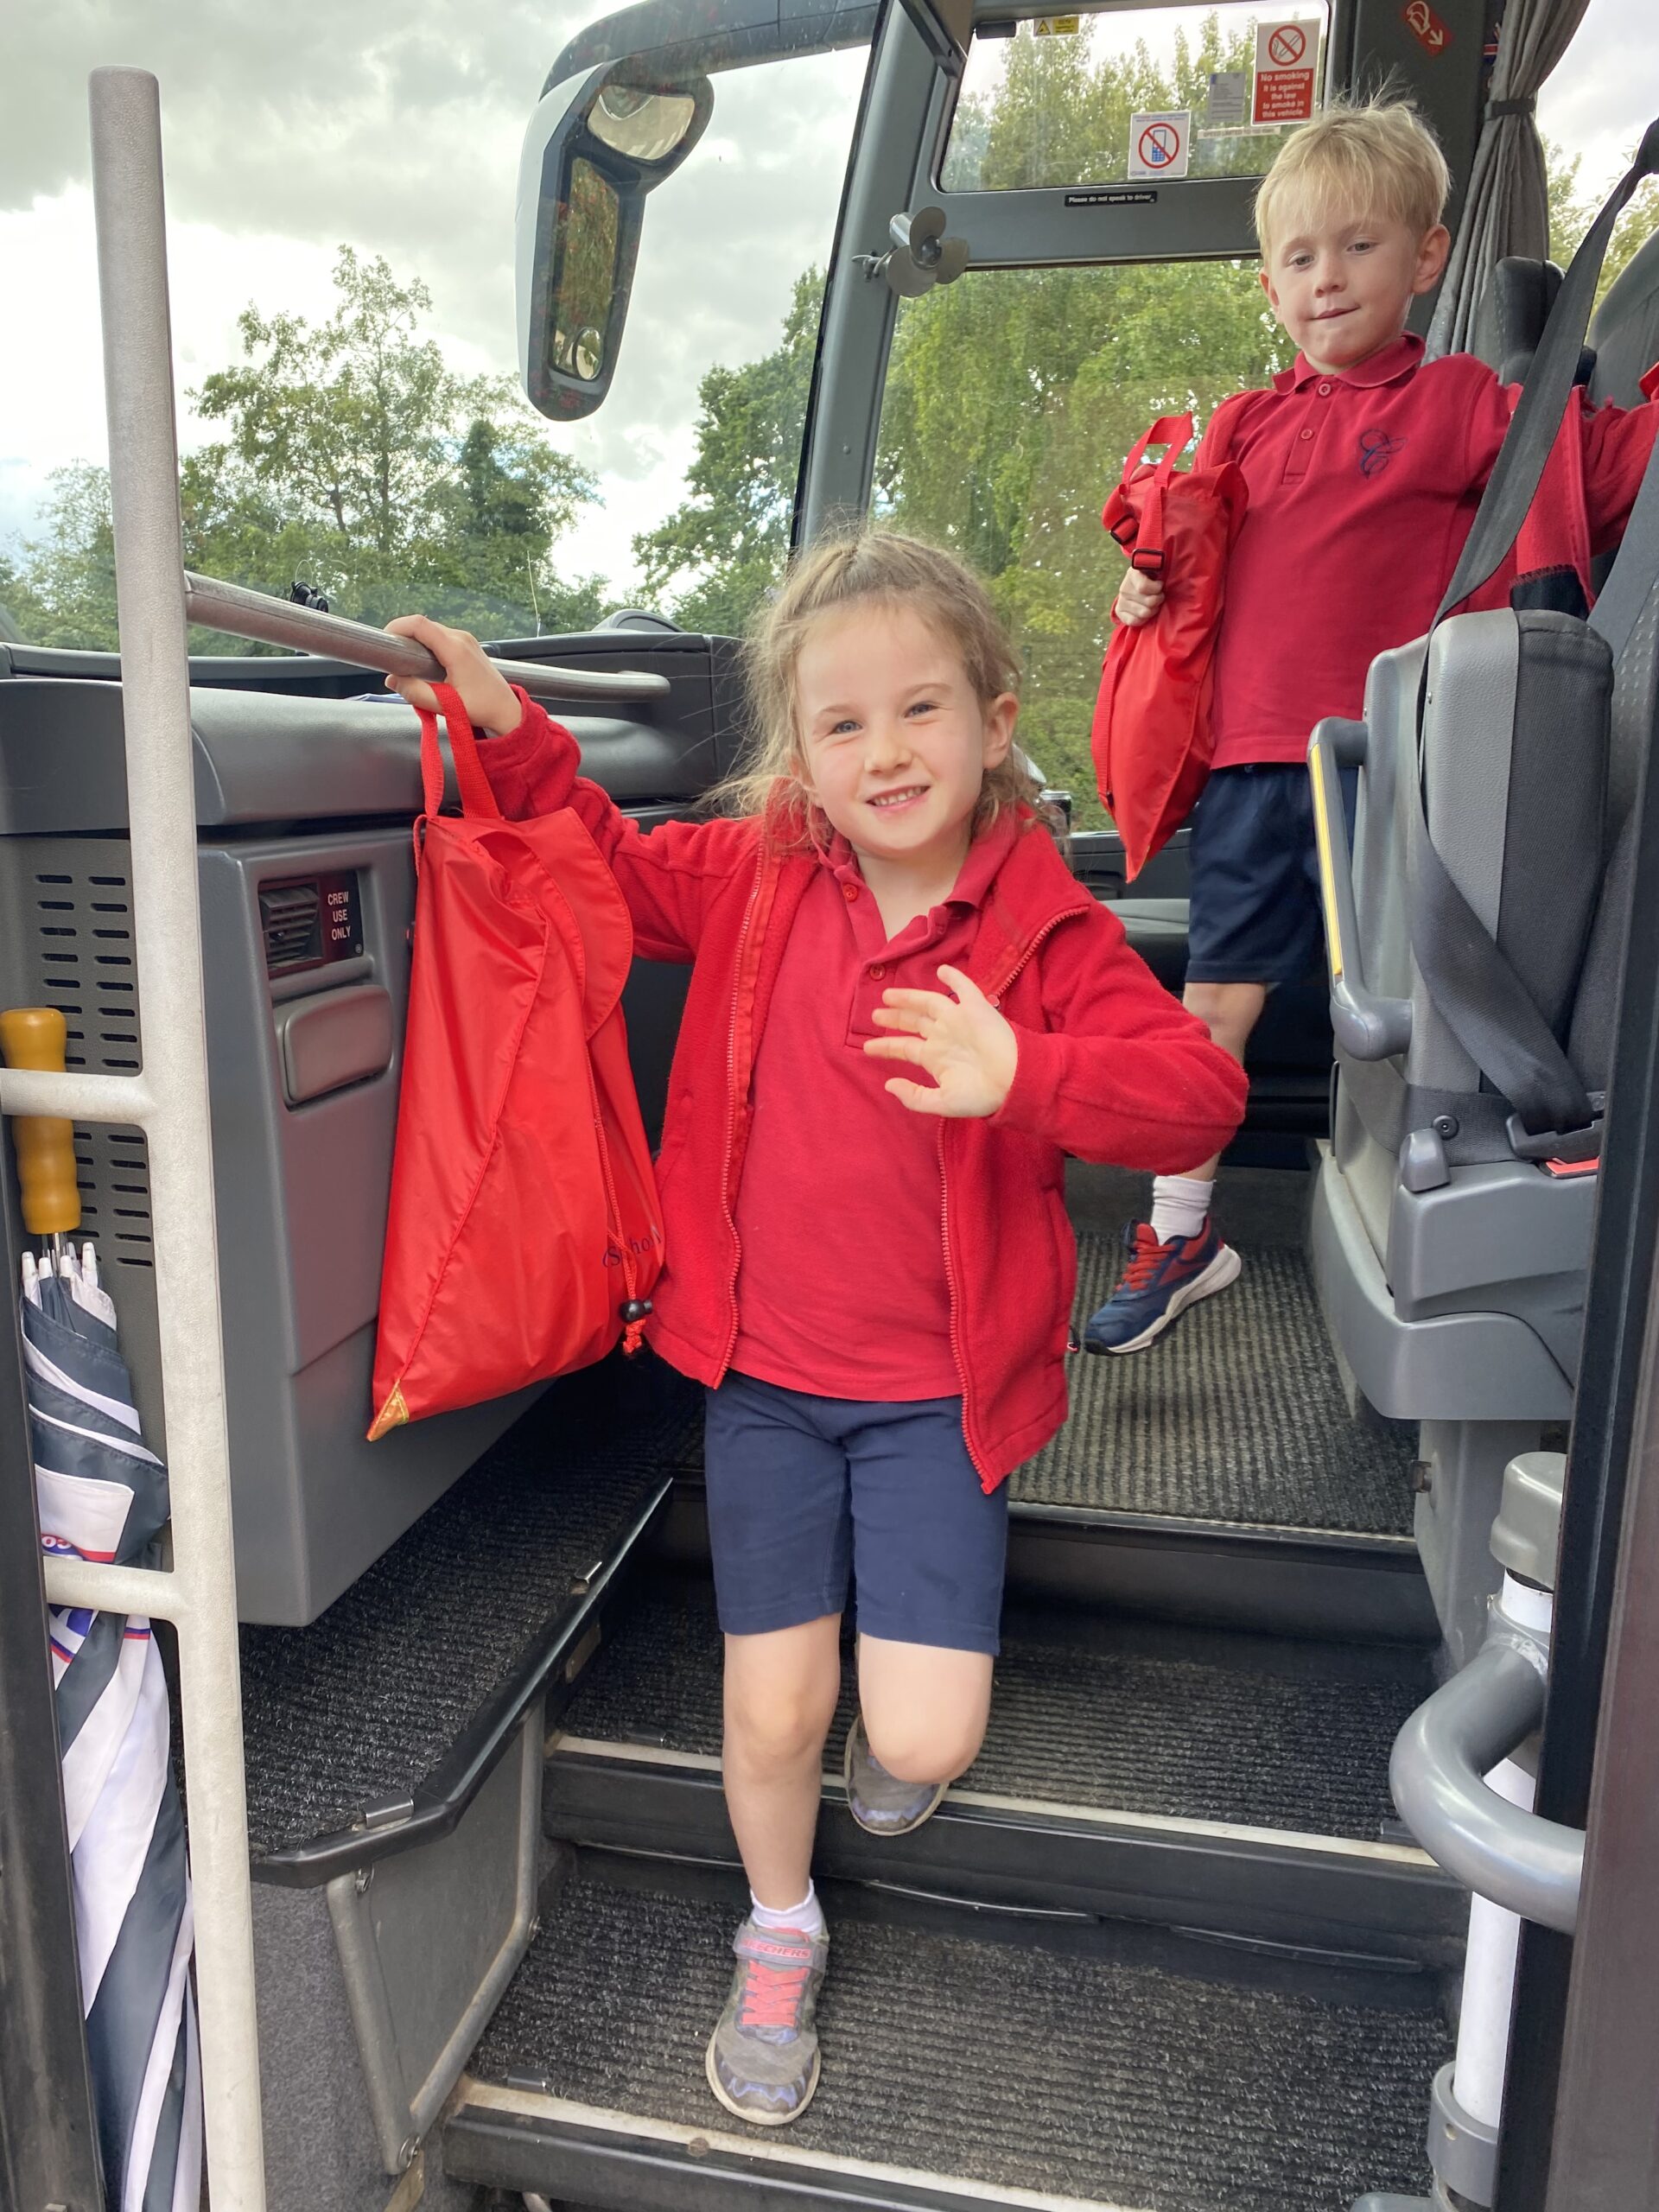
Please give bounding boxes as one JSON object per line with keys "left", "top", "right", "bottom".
{"left": 517, "top": 68, "right": 713, "bottom": 421}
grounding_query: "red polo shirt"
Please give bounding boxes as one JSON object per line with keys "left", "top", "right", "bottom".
{"left": 728, "top": 815, "right": 1020, "bottom": 1402}
{"left": 1206, "top": 333, "right": 1659, "bottom": 768}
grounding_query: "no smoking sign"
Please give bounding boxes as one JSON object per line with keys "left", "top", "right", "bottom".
{"left": 1253, "top": 18, "right": 1319, "bottom": 124}
{"left": 1127, "top": 109, "right": 1192, "bottom": 182}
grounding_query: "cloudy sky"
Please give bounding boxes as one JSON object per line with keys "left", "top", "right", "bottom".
{"left": 1, "top": 0, "right": 1650, "bottom": 604}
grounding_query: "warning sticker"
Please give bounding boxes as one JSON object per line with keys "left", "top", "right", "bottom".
{"left": 1127, "top": 110, "right": 1192, "bottom": 182}
{"left": 1205, "top": 69, "right": 1249, "bottom": 126}
{"left": 1033, "top": 15, "right": 1081, "bottom": 33}
{"left": 1402, "top": 0, "right": 1452, "bottom": 52}
{"left": 1252, "top": 19, "right": 1318, "bottom": 126}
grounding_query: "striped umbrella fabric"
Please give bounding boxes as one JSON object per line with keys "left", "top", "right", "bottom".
{"left": 26, "top": 1243, "right": 201, "bottom": 2212}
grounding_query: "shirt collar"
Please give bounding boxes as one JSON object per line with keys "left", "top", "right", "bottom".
{"left": 825, "top": 806, "right": 1020, "bottom": 912}
{"left": 1274, "top": 330, "right": 1426, "bottom": 393}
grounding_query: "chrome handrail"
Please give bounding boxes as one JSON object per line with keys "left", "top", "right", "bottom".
{"left": 181, "top": 571, "right": 671, "bottom": 703}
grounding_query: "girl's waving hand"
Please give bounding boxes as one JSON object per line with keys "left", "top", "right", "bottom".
{"left": 865, "top": 965, "right": 1019, "bottom": 1118}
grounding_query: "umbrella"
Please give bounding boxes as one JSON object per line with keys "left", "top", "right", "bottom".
{"left": 9, "top": 1007, "right": 201, "bottom": 2210}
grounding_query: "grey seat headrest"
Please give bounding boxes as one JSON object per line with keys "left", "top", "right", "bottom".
{"left": 1589, "top": 231, "right": 1659, "bottom": 406}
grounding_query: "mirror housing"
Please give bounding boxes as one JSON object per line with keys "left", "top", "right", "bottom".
{"left": 517, "top": 66, "right": 713, "bottom": 422}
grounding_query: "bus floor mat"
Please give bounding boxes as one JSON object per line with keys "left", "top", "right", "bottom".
{"left": 556, "top": 1571, "right": 1431, "bottom": 1843}
{"left": 471, "top": 1865, "right": 1445, "bottom": 2212}
{"left": 1014, "top": 1232, "right": 1418, "bottom": 1535}
{"left": 238, "top": 1350, "right": 704, "bottom": 1860}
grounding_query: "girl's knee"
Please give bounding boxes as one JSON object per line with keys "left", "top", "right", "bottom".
{"left": 726, "top": 1679, "right": 837, "bottom": 1772}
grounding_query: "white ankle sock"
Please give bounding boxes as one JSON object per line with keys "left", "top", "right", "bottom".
{"left": 1149, "top": 1173, "right": 1214, "bottom": 1245}
{"left": 750, "top": 1883, "right": 823, "bottom": 1937}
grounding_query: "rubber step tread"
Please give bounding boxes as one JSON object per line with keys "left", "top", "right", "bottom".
{"left": 238, "top": 1353, "right": 702, "bottom": 1858}
{"left": 561, "top": 1573, "right": 1432, "bottom": 1843}
{"left": 471, "top": 1866, "right": 1445, "bottom": 2212}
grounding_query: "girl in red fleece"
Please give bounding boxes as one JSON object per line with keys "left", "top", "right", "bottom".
{"left": 387, "top": 533, "right": 1244, "bottom": 2128}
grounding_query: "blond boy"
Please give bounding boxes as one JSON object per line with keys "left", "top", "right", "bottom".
{"left": 1088, "top": 100, "right": 1657, "bottom": 1353}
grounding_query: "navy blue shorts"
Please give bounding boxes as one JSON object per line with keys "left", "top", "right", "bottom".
{"left": 1186, "top": 762, "right": 1356, "bottom": 987}
{"left": 702, "top": 1372, "right": 1009, "bottom": 1656}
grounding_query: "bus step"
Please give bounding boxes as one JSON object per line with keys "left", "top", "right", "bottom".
{"left": 441, "top": 1854, "right": 1446, "bottom": 2211}
{"left": 541, "top": 1568, "right": 1462, "bottom": 1961}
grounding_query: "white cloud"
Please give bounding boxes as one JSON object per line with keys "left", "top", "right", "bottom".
{"left": 1536, "top": 0, "right": 1656, "bottom": 197}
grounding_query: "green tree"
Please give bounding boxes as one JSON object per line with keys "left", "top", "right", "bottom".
{"left": 1546, "top": 137, "right": 1659, "bottom": 306}
{"left": 11, "top": 463, "right": 121, "bottom": 649}
{"left": 10, "top": 247, "right": 612, "bottom": 651}
{"left": 632, "top": 270, "right": 825, "bottom": 635}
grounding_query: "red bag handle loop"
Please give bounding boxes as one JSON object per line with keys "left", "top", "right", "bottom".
{"left": 416, "top": 681, "right": 505, "bottom": 823}
{"left": 1120, "top": 413, "right": 1195, "bottom": 579}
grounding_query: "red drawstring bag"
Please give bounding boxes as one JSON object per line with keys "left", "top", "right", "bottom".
{"left": 1090, "top": 411, "right": 1249, "bottom": 880}
{"left": 369, "top": 683, "right": 664, "bottom": 1440}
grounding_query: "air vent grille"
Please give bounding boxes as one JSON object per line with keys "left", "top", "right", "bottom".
{"left": 259, "top": 881, "right": 323, "bottom": 976}
{"left": 30, "top": 867, "right": 151, "bottom": 1270}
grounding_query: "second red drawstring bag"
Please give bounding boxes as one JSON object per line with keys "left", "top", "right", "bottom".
{"left": 369, "top": 683, "right": 663, "bottom": 1440}
{"left": 1090, "top": 410, "right": 1249, "bottom": 880}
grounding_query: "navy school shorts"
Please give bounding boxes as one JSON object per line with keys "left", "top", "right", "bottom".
{"left": 1185, "top": 761, "right": 1357, "bottom": 988}
{"left": 702, "top": 1371, "right": 1010, "bottom": 1656}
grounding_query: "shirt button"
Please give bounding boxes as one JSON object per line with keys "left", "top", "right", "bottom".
{"left": 841, "top": 880, "right": 859, "bottom": 901}
{"left": 1300, "top": 427, "right": 1314, "bottom": 441}
{"left": 868, "top": 962, "right": 887, "bottom": 980}
{"left": 1317, "top": 380, "right": 1332, "bottom": 396}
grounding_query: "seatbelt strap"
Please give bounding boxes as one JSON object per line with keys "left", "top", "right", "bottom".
{"left": 1590, "top": 410, "right": 1659, "bottom": 660}
{"left": 1406, "top": 119, "right": 1659, "bottom": 1140}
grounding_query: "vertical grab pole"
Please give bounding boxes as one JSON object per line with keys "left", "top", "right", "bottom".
{"left": 89, "top": 67, "right": 267, "bottom": 2209}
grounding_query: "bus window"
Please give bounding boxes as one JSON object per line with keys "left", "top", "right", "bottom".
{"left": 875, "top": 257, "right": 1288, "bottom": 825}
{"left": 941, "top": 6, "right": 1329, "bottom": 194}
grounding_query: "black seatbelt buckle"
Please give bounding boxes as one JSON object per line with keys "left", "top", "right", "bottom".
{"left": 1508, "top": 1110, "right": 1601, "bottom": 1164}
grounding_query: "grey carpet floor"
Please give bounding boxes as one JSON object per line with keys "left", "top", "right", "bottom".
{"left": 559, "top": 1574, "right": 1429, "bottom": 1841}
{"left": 1014, "top": 1231, "right": 1417, "bottom": 1534}
{"left": 474, "top": 1869, "right": 1446, "bottom": 2212}
{"left": 239, "top": 1352, "right": 702, "bottom": 1858}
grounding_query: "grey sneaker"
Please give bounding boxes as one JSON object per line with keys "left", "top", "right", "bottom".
{"left": 842, "top": 1713, "right": 948, "bottom": 1836}
{"left": 704, "top": 1916, "right": 830, "bottom": 2126}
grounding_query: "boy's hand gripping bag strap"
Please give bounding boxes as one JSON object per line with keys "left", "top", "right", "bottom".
{"left": 1406, "top": 118, "right": 1659, "bottom": 1143}
{"left": 369, "top": 683, "right": 664, "bottom": 1439}
{"left": 1090, "top": 410, "right": 1249, "bottom": 880}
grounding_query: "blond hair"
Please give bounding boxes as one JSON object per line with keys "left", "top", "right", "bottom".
{"left": 722, "top": 531, "right": 1032, "bottom": 853}
{"left": 1254, "top": 97, "right": 1450, "bottom": 260}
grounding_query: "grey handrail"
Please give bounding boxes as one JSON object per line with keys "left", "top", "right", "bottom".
{"left": 1390, "top": 1639, "right": 1583, "bottom": 1934}
{"left": 1307, "top": 715, "right": 1413, "bottom": 1061}
{"left": 181, "top": 572, "right": 671, "bottom": 703}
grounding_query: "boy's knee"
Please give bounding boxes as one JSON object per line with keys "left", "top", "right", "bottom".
{"left": 1184, "top": 979, "right": 1265, "bottom": 1053}
{"left": 864, "top": 1713, "right": 986, "bottom": 1787}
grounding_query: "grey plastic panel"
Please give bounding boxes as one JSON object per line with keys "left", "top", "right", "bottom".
{"left": 1311, "top": 1147, "right": 1573, "bottom": 1423}
{"left": 0, "top": 676, "right": 720, "bottom": 832}
{"left": 0, "top": 666, "right": 709, "bottom": 1607}
{"left": 1388, "top": 1159, "right": 1594, "bottom": 1386}
{"left": 279, "top": 985, "right": 394, "bottom": 1106}
{"left": 1408, "top": 612, "right": 1519, "bottom": 1097}
{"left": 328, "top": 1702, "right": 543, "bottom": 2171}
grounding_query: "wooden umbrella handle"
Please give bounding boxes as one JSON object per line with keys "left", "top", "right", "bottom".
{"left": 0, "top": 1008, "right": 83, "bottom": 1236}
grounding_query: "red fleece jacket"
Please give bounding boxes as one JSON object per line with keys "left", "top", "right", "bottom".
{"left": 478, "top": 696, "right": 1247, "bottom": 1484}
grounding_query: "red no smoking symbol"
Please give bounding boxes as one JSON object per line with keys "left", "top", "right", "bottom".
{"left": 1268, "top": 22, "right": 1307, "bottom": 63}
{"left": 1139, "top": 121, "right": 1181, "bottom": 168}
